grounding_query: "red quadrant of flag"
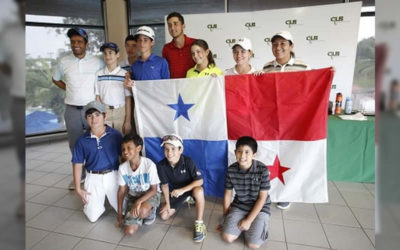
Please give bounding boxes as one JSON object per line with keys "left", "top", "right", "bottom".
{"left": 225, "top": 68, "right": 334, "bottom": 141}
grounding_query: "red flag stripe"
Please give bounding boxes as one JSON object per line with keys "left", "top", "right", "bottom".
{"left": 225, "top": 68, "right": 334, "bottom": 141}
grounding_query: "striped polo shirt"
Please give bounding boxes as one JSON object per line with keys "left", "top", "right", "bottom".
{"left": 225, "top": 160, "right": 271, "bottom": 215}
{"left": 262, "top": 57, "right": 309, "bottom": 72}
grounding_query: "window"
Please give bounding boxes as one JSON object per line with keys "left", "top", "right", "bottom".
{"left": 26, "top": 1, "right": 105, "bottom": 136}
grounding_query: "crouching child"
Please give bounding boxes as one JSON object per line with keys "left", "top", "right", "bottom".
{"left": 221, "top": 136, "right": 271, "bottom": 249}
{"left": 116, "top": 134, "right": 161, "bottom": 235}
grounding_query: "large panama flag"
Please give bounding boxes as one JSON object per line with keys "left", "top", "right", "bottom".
{"left": 133, "top": 77, "right": 228, "bottom": 197}
{"left": 133, "top": 67, "right": 334, "bottom": 201}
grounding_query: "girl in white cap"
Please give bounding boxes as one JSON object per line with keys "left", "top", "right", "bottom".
{"left": 262, "top": 31, "right": 309, "bottom": 211}
{"left": 225, "top": 37, "right": 257, "bottom": 75}
{"left": 262, "top": 30, "right": 309, "bottom": 72}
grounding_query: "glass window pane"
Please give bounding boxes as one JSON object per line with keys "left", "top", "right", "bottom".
{"left": 26, "top": 26, "right": 105, "bottom": 135}
{"left": 27, "top": 0, "right": 104, "bottom": 25}
{"left": 129, "top": 0, "right": 224, "bottom": 24}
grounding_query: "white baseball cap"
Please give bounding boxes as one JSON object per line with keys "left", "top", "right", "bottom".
{"left": 271, "top": 31, "right": 293, "bottom": 43}
{"left": 160, "top": 134, "right": 183, "bottom": 148}
{"left": 232, "top": 37, "right": 252, "bottom": 51}
{"left": 133, "top": 26, "right": 155, "bottom": 41}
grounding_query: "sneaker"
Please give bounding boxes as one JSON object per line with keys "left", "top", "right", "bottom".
{"left": 68, "top": 179, "right": 85, "bottom": 190}
{"left": 193, "top": 221, "right": 207, "bottom": 242}
{"left": 183, "top": 196, "right": 195, "bottom": 208}
{"left": 143, "top": 207, "right": 156, "bottom": 225}
{"left": 277, "top": 202, "right": 291, "bottom": 210}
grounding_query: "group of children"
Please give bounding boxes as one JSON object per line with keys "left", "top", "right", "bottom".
{"left": 69, "top": 10, "right": 311, "bottom": 249}
{"left": 73, "top": 99, "right": 270, "bottom": 248}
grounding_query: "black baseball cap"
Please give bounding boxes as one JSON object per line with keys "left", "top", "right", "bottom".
{"left": 100, "top": 42, "right": 119, "bottom": 53}
{"left": 67, "top": 27, "right": 88, "bottom": 42}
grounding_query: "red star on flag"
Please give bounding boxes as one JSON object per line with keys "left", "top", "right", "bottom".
{"left": 267, "top": 155, "right": 290, "bottom": 184}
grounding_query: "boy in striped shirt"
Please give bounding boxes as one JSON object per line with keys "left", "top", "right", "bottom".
{"left": 220, "top": 136, "right": 271, "bottom": 249}
{"left": 95, "top": 42, "right": 132, "bottom": 135}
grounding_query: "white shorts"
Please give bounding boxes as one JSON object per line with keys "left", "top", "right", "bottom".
{"left": 83, "top": 171, "right": 118, "bottom": 222}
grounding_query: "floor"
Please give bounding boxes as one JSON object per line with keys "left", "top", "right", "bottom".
{"left": 26, "top": 139, "right": 375, "bottom": 250}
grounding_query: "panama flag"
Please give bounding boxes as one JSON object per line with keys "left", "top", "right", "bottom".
{"left": 133, "top": 77, "right": 228, "bottom": 197}
{"left": 226, "top": 68, "right": 334, "bottom": 202}
{"left": 133, "top": 67, "right": 333, "bottom": 201}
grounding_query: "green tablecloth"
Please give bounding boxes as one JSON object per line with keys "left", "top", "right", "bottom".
{"left": 327, "top": 115, "right": 375, "bottom": 182}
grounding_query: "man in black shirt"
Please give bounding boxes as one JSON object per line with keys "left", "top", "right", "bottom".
{"left": 156, "top": 134, "right": 207, "bottom": 242}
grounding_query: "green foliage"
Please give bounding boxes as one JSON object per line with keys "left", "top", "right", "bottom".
{"left": 26, "top": 57, "right": 66, "bottom": 122}
{"left": 353, "top": 37, "right": 375, "bottom": 89}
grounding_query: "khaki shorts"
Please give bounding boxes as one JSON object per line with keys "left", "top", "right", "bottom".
{"left": 124, "top": 193, "right": 160, "bottom": 226}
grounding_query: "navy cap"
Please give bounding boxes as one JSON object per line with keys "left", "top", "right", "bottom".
{"left": 67, "top": 27, "right": 88, "bottom": 42}
{"left": 100, "top": 42, "right": 120, "bottom": 53}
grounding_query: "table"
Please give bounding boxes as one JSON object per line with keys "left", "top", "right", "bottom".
{"left": 327, "top": 115, "right": 375, "bottom": 182}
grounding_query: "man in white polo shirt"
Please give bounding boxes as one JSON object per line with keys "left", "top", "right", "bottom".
{"left": 52, "top": 27, "right": 104, "bottom": 190}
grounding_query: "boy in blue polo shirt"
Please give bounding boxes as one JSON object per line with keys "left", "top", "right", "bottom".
{"left": 124, "top": 26, "right": 170, "bottom": 87}
{"left": 72, "top": 101, "right": 122, "bottom": 223}
{"left": 156, "top": 134, "right": 207, "bottom": 242}
{"left": 220, "top": 136, "right": 271, "bottom": 249}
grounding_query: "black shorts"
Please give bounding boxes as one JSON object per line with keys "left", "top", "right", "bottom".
{"left": 169, "top": 191, "right": 193, "bottom": 209}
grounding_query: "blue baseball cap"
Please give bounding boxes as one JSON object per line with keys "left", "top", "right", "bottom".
{"left": 100, "top": 42, "right": 120, "bottom": 53}
{"left": 67, "top": 27, "right": 88, "bottom": 42}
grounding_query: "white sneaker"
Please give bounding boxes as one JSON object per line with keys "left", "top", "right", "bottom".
{"left": 183, "top": 196, "right": 195, "bottom": 208}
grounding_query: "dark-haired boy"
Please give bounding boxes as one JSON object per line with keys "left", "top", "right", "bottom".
{"left": 120, "top": 35, "right": 138, "bottom": 72}
{"left": 117, "top": 134, "right": 161, "bottom": 235}
{"left": 156, "top": 134, "right": 207, "bottom": 242}
{"left": 221, "top": 136, "right": 271, "bottom": 249}
{"left": 162, "top": 12, "right": 196, "bottom": 78}
{"left": 72, "top": 101, "right": 122, "bottom": 222}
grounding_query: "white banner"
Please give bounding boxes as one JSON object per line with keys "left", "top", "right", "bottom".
{"left": 166, "top": 2, "right": 361, "bottom": 101}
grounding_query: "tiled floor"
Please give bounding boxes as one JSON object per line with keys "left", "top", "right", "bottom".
{"left": 26, "top": 139, "right": 375, "bottom": 250}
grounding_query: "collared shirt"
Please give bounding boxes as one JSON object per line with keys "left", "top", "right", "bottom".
{"left": 72, "top": 125, "right": 122, "bottom": 171}
{"left": 186, "top": 64, "right": 224, "bottom": 78}
{"left": 53, "top": 53, "right": 104, "bottom": 106}
{"left": 119, "top": 58, "right": 132, "bottom": 72}
{"left": 118, "top": 157, "right": 161, "bottom": 196}
{"left": 162, "top": 35, "right": 196, "bottom": 79}
{"left": 225, "top": 160, "right": 271, "bottom": 214}
{"left": 262, "top": 57, "right": 309, "bottom": 72}
{"left": 131, "top": 53, "right": 170, "bottom": 80}
{"left": 94, "top": 66, "right": 131, "bottom": 107}
{"left": 157, "top": 155, "right": 203, "bottom": 189}
{"left": 224, "top": 65, "right": 257, "bottom": 75}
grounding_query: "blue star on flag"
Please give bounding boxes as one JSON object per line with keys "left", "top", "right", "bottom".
{"left": 168, "top": 94, "right": 194, "bottom": 121}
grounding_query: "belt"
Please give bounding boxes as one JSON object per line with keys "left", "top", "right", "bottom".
{"left": 68, "top": 104, "right": 84, "bottom": 110}
{"left": 107, "top": 104, "right": 125, "bottom": 109}
{"left": 87, "top": 169, "right": 114, "bottom": 174}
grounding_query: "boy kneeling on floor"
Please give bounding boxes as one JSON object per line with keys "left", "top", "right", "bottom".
{"left": 116, "top": 134, "right": 161, "bottom": 235}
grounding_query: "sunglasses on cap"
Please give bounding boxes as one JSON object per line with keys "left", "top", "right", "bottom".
{"left": 162, "top": 135, "right": 183, "bottom": 144}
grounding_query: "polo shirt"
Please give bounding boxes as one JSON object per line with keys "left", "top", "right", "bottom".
{"left": 53, "top": 53, "right": 104, "bottom": 106}
{"left": 224, "top": 65, "right": 257, "bottom": 75}
{"left": 225, "top": 160, "right": 271, "bottom": 215}
{"left": 94, "top": 66, "right": 131, "bottom": 107}
{"left": 119, "top": 58, "right": 132, "bottom": 72}
{"left": 157, "top": 155, "right": 203, "bottom": 189}
{"left": 72, "top": 125, "right": 122, "bottom": 171}
{"left": 186, "top": 64, "right": 223, "bottom": 78}
{"left": 162, "top": 35, "right": 196, "bottom": 79}
{"left": 131, "top": 53, "right": 170, "bottom": 80}
{"left": 262, "top": 57, "right": 309, "bottom": 72}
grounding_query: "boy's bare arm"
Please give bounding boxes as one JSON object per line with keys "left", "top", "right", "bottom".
{"left": 222, "top": 189, "right": 233, "bottom": 216}
{"left": 123, "top": 96, "right": 132, "bottom": 134}
{"left": 52, "top": 78, "right": 66, "bottom": 90}
{"left": 117, "top": 185, "right": 127, "bottom": 226}
{"left": 135, "top": 184, "right": 158, "bottom": 205}
{"left": 170, "top": 178, "right": 203, "bottom": 198}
